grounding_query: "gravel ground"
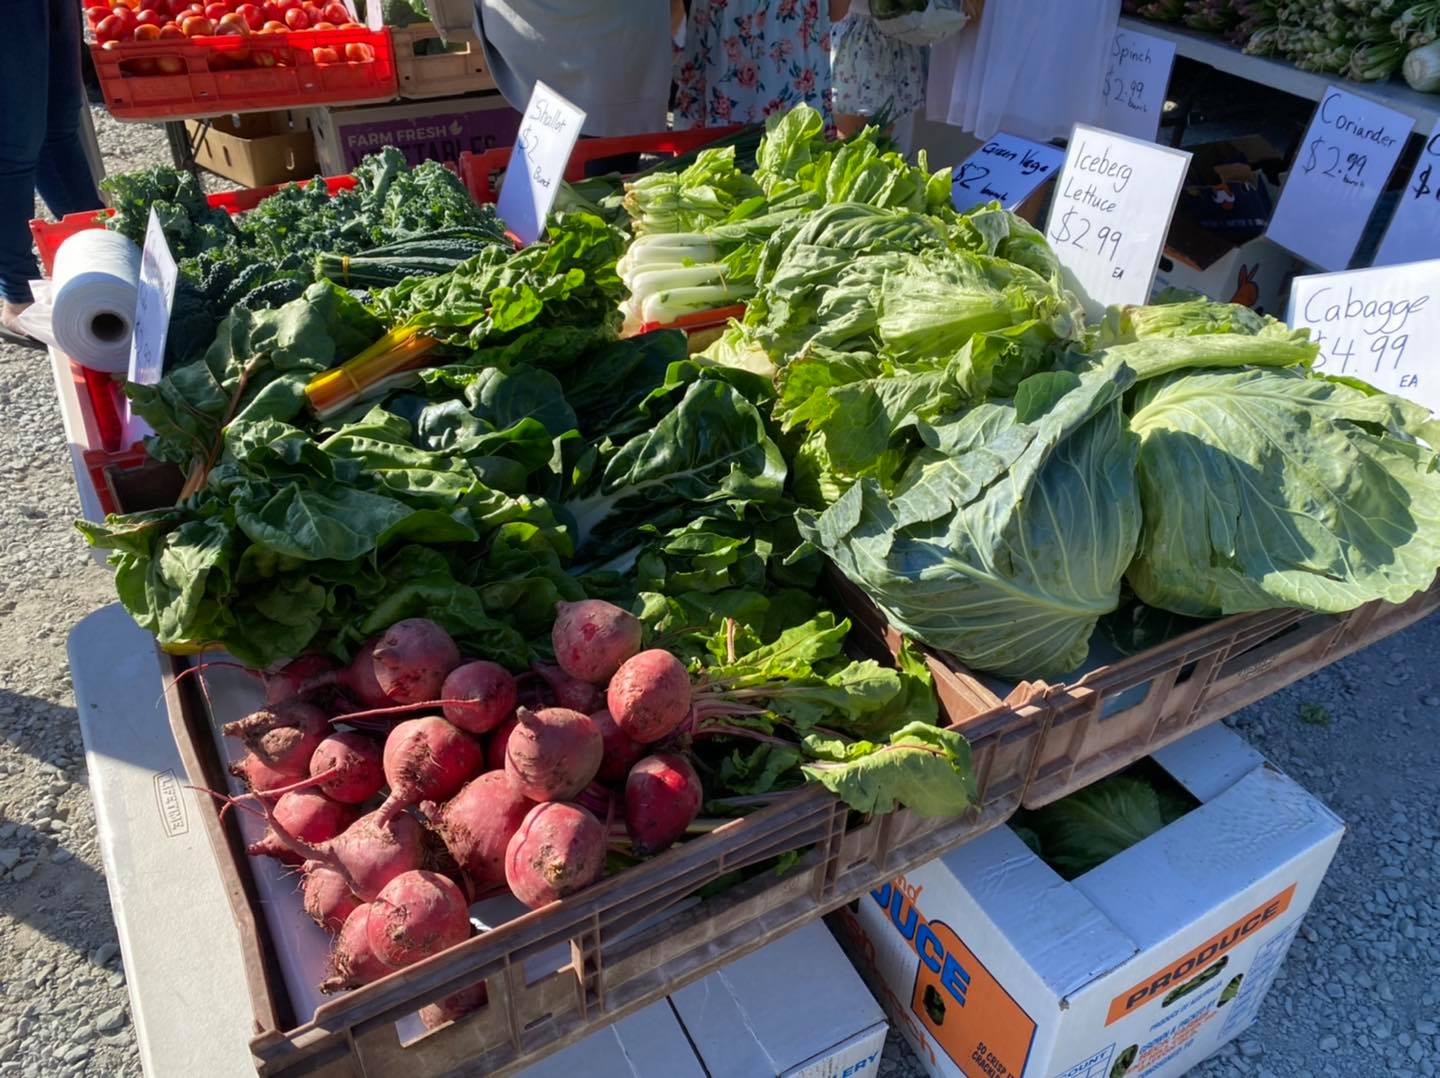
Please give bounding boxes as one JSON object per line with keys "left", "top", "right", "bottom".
{"left": 0, "top": 104, "right": 1436, "bottom": 1078}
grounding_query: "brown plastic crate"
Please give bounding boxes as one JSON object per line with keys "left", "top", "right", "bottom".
{"left": 159, "top": 635, "right": 1046, "bottom": 1075}
{"left": 829, "top": 565, "right": 1440, "bottom": 809}
{"left": 392, "top": 24, "right": 495, "bottom": 99}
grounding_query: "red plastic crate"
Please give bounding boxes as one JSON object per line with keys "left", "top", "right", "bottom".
{"left": 30, "top": 175, "right": 357, "bottom": 276}
{"left": 91, "top": 28, "right": 395, "bottom": 121}
{"left": 457, "top": 126, "right": 741, "bottom": 204}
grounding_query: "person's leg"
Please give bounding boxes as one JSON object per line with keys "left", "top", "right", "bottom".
{"left": 36, "top": 0, "right": 104, "bottom": 219}
{"left": 0, "top": 1, "right": 51, "bottom": 314}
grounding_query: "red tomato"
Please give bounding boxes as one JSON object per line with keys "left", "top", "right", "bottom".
{"left": 251, "top": 48, "right": 277, "bottom": 66}
{"left": 100, "top": 39, "right": 122, "bottom": 50}
{"left": 311, "top": 44, "right": 338, "bottom": 63}
{"left": 312, "top": 20, "right": 334, "bottom": 29}
{"left": 133, "top": 21, "right": 162, "bottom": 38}
{"left": 164, "top": 0, "right": 189, "bottom": 15}
{"left": 259, "top": 19, "right": 286, "bottom": 31}
{"left": 95, "top": 13, "right": 127, "bottom": 40}
{"left": 87, "top": 8, "right": 107, "bottom": 26}
{"left": 217, "top": 11, "right": 249, "bottom": 31}
{"left": 138, "top": 0, "right": 163, "bottom": 11}
{"left": 86, "top": 0, "right": 113, "bottom": 11}
{"left": 283, "top": 8, "right": 308, "bottom": 28}
{"left": 274, "top": 0, "right": 299, "bottom": 11}
{"left": 301, "top": 2, "right": 321, "bottom": 21}
{"left": 260, "top": 0, "right": 280, "bottom": 18}
{"left": 236, "top": 3, "right": 263, "bottom": 28}
{"left": 204, "top": 2, "right": 228, "bottom": 20}
{"left": 344, "top": 41, "right": 371, "bottom": 61}
{"left": 135, "top": 9, "right": 164, "bottom": 25}
{"left": 156, "top": 53, "right": 185, "bottom": 72}
{"left": 322, "top": 1, "right": 347, "bottom": 21}
{"left": 180, "top": 14, "right": 213, "bottom": 34}
{"left": 111, "top": 6, "right": 138, "bottom": 28}
{"left": 157, "top": 22, "right": 184, "bottom": 37}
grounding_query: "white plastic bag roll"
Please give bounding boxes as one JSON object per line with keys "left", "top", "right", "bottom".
{"left": 51, "top": 228, "right": 141, "bottom": 373}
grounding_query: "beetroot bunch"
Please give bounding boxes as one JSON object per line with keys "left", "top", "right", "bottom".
{"left": 223, "top": 602, "right": 707, "bottom": 1022}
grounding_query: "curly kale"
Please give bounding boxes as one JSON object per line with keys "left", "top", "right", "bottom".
{"left": 101, "top": 167, "right": 236, "bottom": 258}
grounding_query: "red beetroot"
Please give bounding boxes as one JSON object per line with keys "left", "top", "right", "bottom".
{"left": 551, "top": 600, "right": 642, "bottom": 684}
{"left": 303, "top": 865, "right": 361, "bottom": 934}
{"left": 485, "top": 715, "right": 518, "bottom": 773}
{"left": 299, "top": 638, "right": 391, "bottom": 709}
{"left": 265, "top": 653, "right": 340, "bottom": 705}
{"left": 321, "top": 904, "right": 390, "bottom": 992}
{"left": 365, "top": 869, "right": 471, "bottom": 968}
{"left": 439, "top": 661, "right": 517, "bottom": 734}
{"left": 532, "top": 662, "right": 601, "bottom": 713}
{"left": 420, "top": 982, "right": 488, "bottom": 1030}
{"left": 307, "top": 731, "right": 385, "bottom": 804}
{"left": 624, "top": 753, "right": 703, "bottom": 855}
{"left": 230, "top": 751, "right": 298, "bottom": 792}
{"left": 310, "top": 809, "right": 427, "bottom": 901}
{"left": 606, "top": 650, "right": 692, "bottom": 744}
{"left": 421, "top": 771, "right": 533, "bottom": 888}
{"left": 504, "top": 802, "right": 606, "bottom": 908}
{"left": 376, "top": 716, "right": 484, "bottom": 824}
{"left": 223, "top": 701, "right": 330, "bottom": 778}
{"left": 247, "top": 789, "right": 359, "bottom": 863}
{"left": 590, "top": 708, "right": 644, "bottom": 784}
{"left": 504, "top": 707, "right": 602, "bottom": 802}
{"left": 371, "top": 619, "right": 461, "bottom": 705}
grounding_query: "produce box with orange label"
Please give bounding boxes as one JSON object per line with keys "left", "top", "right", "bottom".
{"left": 834, "top": 724, "right": 1343, "bottom": 1078}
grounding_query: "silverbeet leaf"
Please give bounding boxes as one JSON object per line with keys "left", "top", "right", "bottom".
{"left": 802, "top": 722, "right": 974, "bottom": 817}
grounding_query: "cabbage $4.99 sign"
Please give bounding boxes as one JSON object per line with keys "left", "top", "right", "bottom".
{"left": 1288, "top": 260, "right": 1440, "bottom": 416}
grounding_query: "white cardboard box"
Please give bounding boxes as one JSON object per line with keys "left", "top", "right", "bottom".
{"left": 836, "top": 724, "right": 1343, "bottom": 1078}
{"left": 70, "top": 604, "right": 886, "bottom": 1077}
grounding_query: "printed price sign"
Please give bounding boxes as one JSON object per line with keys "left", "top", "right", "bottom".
{"left": 1288, "top": 260, "right": 1440, "bottom": 415}
{"left": 951, "top": 134, "right": 1065, "bottom": 214}
{"left": 1266, "top": 87, "right": 1414, "bottom": 271}
{"left": 124, "top": 208, "right": 178, "bottom": 438}
{"left": 1047, "top": 124, "right": 1191, "bottom": 317}
{"left": 1375, "top": 132, "right": 1440, "bottom": 267}
{"left": 497, "top": 80, "right": 586, "bottom": 246}
{"left": 1099, "top": 29, "right": 1176, "bottom": 142}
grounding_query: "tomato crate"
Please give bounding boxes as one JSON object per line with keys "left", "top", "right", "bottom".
{"left": 160, "top": 627, "right": 1046, "bottom": 1075}
{"left": 31, "top": 174, "right": 356, "bottom": 277}
{"left": 392, "top": 23, "right": 495, "bottom": 99}
{"left": 90, "top": 28, "right": 396, "bottom": 121}
{"left": 829, "top": 565, "right": 1440, "bottom": 809}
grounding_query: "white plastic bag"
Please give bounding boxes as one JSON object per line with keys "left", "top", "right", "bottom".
{"left": 871, "top": 0, "right": 971, "bottom": 47}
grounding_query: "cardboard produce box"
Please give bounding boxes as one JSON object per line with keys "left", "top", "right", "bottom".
{"left": 185, "top": 111, "right": 317, "bottom": 188}
{"left": 309, "top": 92, "right": 521, "bottom": 175}
{"left": 836, "top": 724, "right": 1343, "bottom": 1078}
{"left": 1151, "top": 137, "right": 1302, "bottom": 317}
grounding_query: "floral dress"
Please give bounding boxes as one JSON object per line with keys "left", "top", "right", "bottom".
{"left": 674, "top": 0, "right": 835, "bottom": 130}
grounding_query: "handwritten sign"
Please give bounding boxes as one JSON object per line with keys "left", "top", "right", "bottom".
{"left": 1266, "top": 87, "right": 1414, "bottom": 271}
{"left": 1288, "top": 260, "right": 1440, "bottom": 415}
{"left": 124, "top": 209, "right": 178, "bottom": 438}
{"left": 951, "top": 134, "right": 1065, "bottom": 214}
{"left": 1375, "top": 132, "right": 1440, "bottom": 268}
{"left": 1099, "top": 29, "right": 1176, "bottom": 142}
{"left": 496, "top": 80, "right": 586, "bottom": 246}
{"left": 1047, "top": 124, "right": 1191, "bottom": 317}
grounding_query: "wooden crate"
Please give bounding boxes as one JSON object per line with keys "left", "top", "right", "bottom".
{"left": 830, "top": 567, "right": 1440, "bottom": 809}
{"left": 392, "top": 24, "right": 495, "bottom": 99}
{"left": 160, "top": 637, "right": 1047, "bottom": 1075}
